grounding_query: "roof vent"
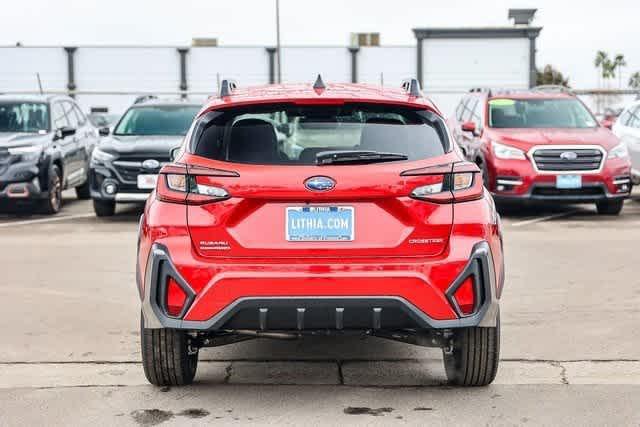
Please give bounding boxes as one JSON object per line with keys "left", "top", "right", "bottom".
{"left": 508, "top": 9, "right": 537, "bottom": 26}
{"left": 401, "top": 78, "right": 422, "bottom": 97}
{"left": 313, "top": 74, "right": 326, "bottom": 91}
{"left": 219, "top": 79, "right": 238, "bottom": 98}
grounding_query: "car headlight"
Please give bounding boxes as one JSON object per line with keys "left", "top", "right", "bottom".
{"left": 8, "top": 145, "right": 42, "bottom": 162}
{"left": 607, "top": 142, "right": 629, "bottom": 159}
{"left": 91, "top": 147, "right": 116, "bottom": 164}
{"left": 492, "top": 141, "right": 527, "bottom": 160}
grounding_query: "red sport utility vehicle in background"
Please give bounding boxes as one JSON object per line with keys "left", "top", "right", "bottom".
{"left": 137, "top": 78, "right": 504, "bottom": 387}
{"left": 450, "top": 87, "right": 632, "bottom": 215}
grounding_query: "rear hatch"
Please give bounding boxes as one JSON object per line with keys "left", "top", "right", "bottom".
{"left": 186, "top": 158, "right": 455, "bottom": 259}
{"left": 183, "top": 102, "right": 457, "bottom": 259}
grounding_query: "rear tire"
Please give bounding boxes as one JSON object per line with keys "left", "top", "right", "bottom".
{"left": 140, "top": 313, "right": 198, "bottom": 386}
{"left": 93, "top": 199, "right": 116, "bottom": 217}
{"left": 596, "top": 199, "right": 624, "bottom": 215}
{"left": 40, "top": 164, "right": 62, "bottom": 215}
{"left": 443, "top": 314, "right": 500, "bottom": 387}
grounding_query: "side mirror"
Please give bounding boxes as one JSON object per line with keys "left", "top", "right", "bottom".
{"left": 461, "top": 121, "right": 479, "bottom": 136}
{"left": 600, "top": 119, "right": 613, "bottom": 130}
{"left": 54, "top": 126, "right": 76, "bottom": 140}
{"left": 169, "top": 146, "right": 181, "bottom": 162}
{"left": 98, "top": 127, "right": 110, "bottom": 136}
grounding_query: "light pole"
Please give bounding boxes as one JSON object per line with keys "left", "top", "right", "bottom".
{"left": 275, "top": 0, "right": 282, "bottom": 83}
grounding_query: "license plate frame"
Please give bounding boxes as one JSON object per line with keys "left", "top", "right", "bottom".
{"left": 137, "top": 174, "right": 158, "bottom": 190}
{"left": 286, "top": 206, "right": 354, "bottom": 242}
{"left": 556, "top": 175, "right": 582, "bottom": 189}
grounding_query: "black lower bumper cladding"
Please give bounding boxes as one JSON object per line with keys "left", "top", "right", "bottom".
{"left": 140, "top": 241, "right": 500, "bottom": 331}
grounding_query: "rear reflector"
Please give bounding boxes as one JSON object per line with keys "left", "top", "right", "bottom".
{"left": 166, "top": 277, "right": 187, "bottom": 317}
{"left": 453, "top": 277, "right": 475, "bottom": 316}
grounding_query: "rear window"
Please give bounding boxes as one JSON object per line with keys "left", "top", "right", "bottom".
{"left": 190, "top": 104, "right": 449, "bottom": 165}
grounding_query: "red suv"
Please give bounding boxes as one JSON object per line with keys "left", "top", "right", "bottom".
{"left": 137, "top": 78, "right": 504, "bottom": 387}
{"left": 450, "top": 88, "right": 632, "bottom": 215}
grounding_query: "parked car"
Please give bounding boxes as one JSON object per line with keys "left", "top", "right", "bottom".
{"left": 450, "top": 87, "right": 632, "bottom": 215}
{"left": 612, "top": 100, "right": 640, "bottom": 185}
{"left": 137, "top": 78, "right": 504, "bottom": 387}
{"left": 89, "top": 98, "right": 201, "bottom": 216}
{"left": 0, "top": 94, "right": 97, "bottom": 214}
{"left": 87, "top": 111, "right": 119, "bottom": 136}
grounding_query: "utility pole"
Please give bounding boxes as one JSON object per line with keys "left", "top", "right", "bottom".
{"left": 275, "top": 0, "right": 282, "bottom": 83}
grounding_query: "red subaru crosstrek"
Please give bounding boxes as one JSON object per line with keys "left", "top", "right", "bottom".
{"left": 137, "top": 78, "right": 504, "bottom": 387}
{"left": 450, "top": 88, "right": 632, "bottom": 214}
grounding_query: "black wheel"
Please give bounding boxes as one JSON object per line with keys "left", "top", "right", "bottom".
{"left": 443, "top": 314, "right": 500, "bottom": 386}
{"left": 93, "top": 199, "right": 116, "bottom": 217}
{"left": 140, "top": 313, "right": 198, "bottom": 386}
{"left": 75, "top": 179, "right": 91, "bottom": 200}
{"left": 596, "top": 199, "right": 624, "bottom": 215}
{"left": 41, "top": 164, "right": 62, "bottom": 215}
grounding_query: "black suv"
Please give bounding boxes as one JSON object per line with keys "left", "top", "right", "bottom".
{"left": 89, "top": 98, "right": 201, "bottom": 216}
{"left": 0, "top": 95, "right": 98, "bottom": 214}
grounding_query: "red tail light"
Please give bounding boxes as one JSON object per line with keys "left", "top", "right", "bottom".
{"left": 156, "top": 163, "right": 237, "bottom": 205}
{"left": 166, "top": 277, "right": 187, "bottom": 317}
{"left": 403, "top": 162, "right": 484, "bottom": 204}
{"left": 453, "top": 276, "right": 475, "bottom": 316}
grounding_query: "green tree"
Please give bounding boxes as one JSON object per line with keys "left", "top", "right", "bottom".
{"left": 536, "top": 64, "right": 570, "bottom": 87}
{"left": 629, "top": 72, "right": 640, "bottom": 90}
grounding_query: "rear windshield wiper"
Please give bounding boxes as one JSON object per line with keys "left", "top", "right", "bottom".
{"left": 316, "top": 150, "right": 408, "bottom": 165}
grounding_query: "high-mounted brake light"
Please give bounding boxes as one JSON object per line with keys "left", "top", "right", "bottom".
{"left": 156, "top": 163, "right": 236, "bottom": 205}
{"left": 404, "top": 162, "right": 484, "bottom": 203}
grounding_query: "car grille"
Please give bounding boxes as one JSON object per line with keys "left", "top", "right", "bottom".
{"left": 112, "top": 155, "right": 170, "bottom": 183}
{"left": 532, "top": 148, "right": 603, "bottom": 172}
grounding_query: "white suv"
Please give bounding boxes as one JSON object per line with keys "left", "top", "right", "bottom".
{"left": 612, "top": 100, "right": 640, "bottom": 184}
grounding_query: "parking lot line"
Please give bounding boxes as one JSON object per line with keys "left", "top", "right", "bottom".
{"left": 510, "top": 209, "right": 582, "bottom": 228}
{"left": 0, "top": 213, "right": 96, "bottom": 228}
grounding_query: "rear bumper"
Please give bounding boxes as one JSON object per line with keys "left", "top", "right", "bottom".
{"left": 140, "top": 241, "right": 500, "bottom": 331}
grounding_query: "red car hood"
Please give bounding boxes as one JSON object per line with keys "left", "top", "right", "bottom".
{"left": 488, "top": 128, "right": 619, "bottom": 151}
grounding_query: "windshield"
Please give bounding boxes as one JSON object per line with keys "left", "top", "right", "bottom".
{"left": 114, "top": 105, "right": 199, "bottom": 136}
{"left": 488, "top": 98, "right": 598, "bottom": 129}
{"left": 0, "top": 102, "right": 49, "bottom": 133}
{"left": 191, "top": 104, "right": 449, "bottom": 165}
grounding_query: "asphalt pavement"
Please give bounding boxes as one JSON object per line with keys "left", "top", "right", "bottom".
{"left": 0, "top": 190, "right": 639, "bottom": 426}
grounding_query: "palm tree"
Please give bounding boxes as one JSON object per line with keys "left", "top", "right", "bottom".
{"left": 612, "top": 54, "right": 627, "bottom": 88}
{"left": 594, "top": 51, "right": 609, "bottom": 88}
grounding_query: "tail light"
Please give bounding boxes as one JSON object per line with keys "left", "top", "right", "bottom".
{"left": 452, "top": 277, "right": 475, "bottom": 316}
{"left": 166, "top": 277, "right": 187, "bottom": 317}
{"left": 156, "top": 163, "right": 238, "bottom": 205}
{"left": 403, "top": 162, "right": 484, "bottom": 203}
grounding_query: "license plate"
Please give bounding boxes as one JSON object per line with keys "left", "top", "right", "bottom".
{"left": 137, "top": 174, "right": 158, "bottom": 190}
{"left": 556, "top": 175, "right": 582, "bottom": 189}
{"left": 286, "top": 206, "right": 354, "bottom": 242}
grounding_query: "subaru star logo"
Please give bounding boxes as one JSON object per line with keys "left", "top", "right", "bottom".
{"left": 142, "top": 159, "right": 161, "bottom": 170}
{"left": 560, "top": 151, "right": 578, "bottom": 161}
{"left": 304, "top": 176, "right": 335, "bottom": 192}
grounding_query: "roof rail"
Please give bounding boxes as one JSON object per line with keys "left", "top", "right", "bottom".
{"left": 219, "top": 79, "right": 238, "bottom": 98}
{"left": 532, "top": 85, "right": 573, "bottom": 94}
{"left": 469, "top": 87, "right": 493, "bottom": 97}
{"left": 401, "top": 78, "right": 422, "bottom": 97}
{"left": 133, "top": 95, "right": 158, "bottom": 104}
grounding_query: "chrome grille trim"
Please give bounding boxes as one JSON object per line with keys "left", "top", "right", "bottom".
{"left": 528, "top": 145, "right": 606, "bottom": 174}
